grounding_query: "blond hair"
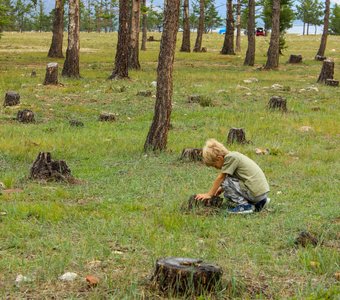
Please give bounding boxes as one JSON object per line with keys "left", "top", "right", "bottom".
{"left": 202, "top": 139, "right": 229, "bottom": 166}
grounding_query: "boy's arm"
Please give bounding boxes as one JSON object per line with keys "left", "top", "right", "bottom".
{"left": 195, "top": 173, "right": 226, "bottom": 200}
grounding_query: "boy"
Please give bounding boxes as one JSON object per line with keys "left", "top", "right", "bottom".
{"left": 195, "top": 139, "right": 270, "bottom": 214}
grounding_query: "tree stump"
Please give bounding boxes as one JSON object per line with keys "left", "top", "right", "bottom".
{"left": 69, "top": 119, "right": 84, "bottom": 127}
{"left": 99, "top": 113, "right": 116, "bottom": 122}
{"left": 180, "top": 148, "right": 203, "bottom": 162}
{"left": 317, "top": 60, "right": 334, "bottom": 84}
{"left": 325, "top": 79, "right": 339, "bottom": 87}
{"left": 137, "top": 90, "right": 152, "bottom": 97}
{"left": 288, "top": 54, "right": 302, "bottom": 63}
{"left": 17, "top": 109, "right": 35, "bottom": 123}
{"left": 43, "top": 62, "right": 59, "bottom": 85}
{"left": 187, "top": 195, "right": 223, "bottom": 210}
{"left": 315, "top": 55, "right": 326, "bottom": 61}
{"left": 187, "top": 95, "right": 202, "bottom": 103}
{"left": 152, "top": 257, "right": 222, "bottom": 295}
{"left": 227, "top": 128, "right": 248, "bottom": 144}
{"left": 31, "top": 70, "right": 37, "bottom": 77}
{"left": 147, "top": 36, "right": 155, "bottom": 41}
{"left": 30, "top": 152, "right": 72, "bottom": 182}
{"left": 294, "top": 231, "right": 319, "bottom": 247}
{"left": 3, "top": 91, "right": 20, "bottom": 107}
{"left": 268, "top": 96, "right": 287, "bottom": 112}
{"left": 201, "top": 47, "right": 207, "bottom": 52}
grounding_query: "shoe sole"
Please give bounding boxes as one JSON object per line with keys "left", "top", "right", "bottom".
{"left": 227, "top": 210, "right": 254, "bottom": 214}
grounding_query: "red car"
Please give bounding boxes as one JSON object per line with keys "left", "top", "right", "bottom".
{"left": 256, "top": 28, "right": 265, "bottom": 36}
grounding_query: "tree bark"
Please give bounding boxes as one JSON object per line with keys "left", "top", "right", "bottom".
{"left": 141, "top": 0, "right": 147, "bottom": 51}
{"left": 244, "top": 0, "right": 255, "bottom": 66}
{"left": 48, "top": 0, "right": 64, "bottom": 58}
{"left": 221, "top": 0, "right": 235, "bottom": 55}
{"left": 144, "top": 0, "right": 180, "bottom": 152}
{"left": 315, "top": 0, "right": 330, "bottom": 59}
{"left": 180, "top": 0, "right": 190, "bottom": 52}
{"left": 109, "top": 0, "right": 129, "bottom": 79}
{"left": 235, "top": 0, "right": 241, "bottom": 52}
{"left": 62, "top": 0, "right": 80, "bottom": 78}
{"left": 264, "top": 0, "right": 280, "bottom": 70}
{"left": 193, "top": 0, "right": 204, "bottom": 52}
{"left": 128, "top": 0, "right": 141, "bottom": 70}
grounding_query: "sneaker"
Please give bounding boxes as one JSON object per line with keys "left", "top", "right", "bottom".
{"left": 227, "top": 204, "right": 254, "bottom": 214}
{"left": 254, "top": 198, "right": 271, "bottom": 212}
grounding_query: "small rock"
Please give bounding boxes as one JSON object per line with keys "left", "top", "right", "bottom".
{"left": 299, "top": 126, "right": 313, "bottom": 132}
{"left": 245, "top": 92, "right": 252, "bottom": 96}
{"left": 306, "top": 86, "right": 319, "bottom": 92}
{"left": 271, "top": 84, "right": 284, "bottom": 90}
{"left": 151, "top": 81, "right": 157, "bottom": 87}
{"left": 15, "top": 274, "right": 31, "bottom": 286}
{"left": 0, "top": 211, "right": 7, "bottom": 216}
{"left": 243, "top": 78, "right": 258, "bottom": 83}
{"left": 59, "top": 272, "right": 78, "bottom": 281}
{"left": 310, "top": 261, "right": 320, "bottom": 268}
{"left": 86, "top": 260, "right": 102, "bottom": 268}
{"left": 331, "top": 49, "right": 336, "bottom": 52}
{"left": 255, "top": 148, "right": 269, "bottom": 155}
{"left": 85, "top": 275, "right": 99, "bottom": 287}
{"left": 277, "top": 191, "right": 282, "bottom": 195}
{"left": 236, "top": 85, "right": 251, "bottom": 91}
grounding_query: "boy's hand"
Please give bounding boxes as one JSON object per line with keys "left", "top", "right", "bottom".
{"left": 195, "top": 193, "right": 212, "bottom": 201}
{"left": 214, "top": 187, "right": 223, "bottom": 196}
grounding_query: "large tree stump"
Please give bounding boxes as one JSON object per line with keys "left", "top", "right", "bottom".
{"left": 288, "top": 54, "right": 302, "bottom": 63}
{"left": 295, "top": 231, "right": 319, "bottom": 247}
{"left": 43, "top": 62, "right": 59, "bottom": 85}
{"left": 317, "top": 60, "right": 334, "bottom": 84}
{"left": 227, "top": 128, "right": 248, "bottom": 144}
{"left": 17, "top": 109, "right": 35, "bottom": 123}
{"left": 325, "top": 79, "right": 339, "bottom": 87}
{"left": 3, "top": 91, "right": 20, "bottom": 107}
{"left": 152, "top": 257, "right": 222, "bottom": 295}
{"left": 30, "top": 152, "right": 72, "bottom": 182}
{"left": 315, "top": 55, "right": 326, "bottom": 61}
{"left": 180, "top": 148, "right": 202, "bottom": 162}
{"left": 268, "top": 96, "right": 287, "bottom": 112}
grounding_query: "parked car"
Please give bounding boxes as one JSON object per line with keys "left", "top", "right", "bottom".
{"left": 218, "top": 28, "right": 226, "bottom": 34}
{"left": 256, "top": 27, "right": 265, "bottom": 36}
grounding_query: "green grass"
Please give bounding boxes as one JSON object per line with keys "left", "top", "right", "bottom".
{"left": 0, "top": 32, "right": 339, "bottom": 299}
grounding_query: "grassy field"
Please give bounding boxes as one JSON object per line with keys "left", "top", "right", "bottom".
{"left": 0, "top": 31, "right": 339, "bottom": 299}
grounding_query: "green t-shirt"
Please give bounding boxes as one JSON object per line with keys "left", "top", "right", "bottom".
{"left": 221, "top": 151, "right": 270, "bottom": 197}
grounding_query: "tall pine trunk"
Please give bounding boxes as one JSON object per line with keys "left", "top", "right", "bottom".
{"left": 141, "top": 0, "right": 147, "bottom": 51}
{"left": 316, "top": 0, "right": 330, "bottom": 58}
{"left": 144, "top": 0, "right": 180, "bottom": 152}
{"left": 244, "top": 0, "right": 255, "bottom": 66}
{"left": 62, "top": 0, "right": 80, "bottom": 78}
{"left": 128, "top": 0, "right": 141, "bottom": 69}
{"left": 193, "top": 0, "right": 204, "bottom": 52}
{"left": 264, "top": 0, "right": 280, "bottom": 70}
{"left": 48, "top": 0, "right": 64, "bottom": 58}
{"left": 235, "top": 0, "right": 241, "bottom": 52}
{"left": 221, "top": 0, "right": 235, "bottom": 55}
{"left": 108, "top": 0, "right": 129, "bottom": 79}
{"left": 180, "top": 0, "right": 190, "bottom": 52}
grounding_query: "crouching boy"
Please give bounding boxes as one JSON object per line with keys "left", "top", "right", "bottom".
{"left": 195, "top": 139, "right": 270, "bottom": 214}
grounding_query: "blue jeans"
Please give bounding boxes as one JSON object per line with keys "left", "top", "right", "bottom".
{"left": 221, "top": 177, "right": 267, "bottom": 205}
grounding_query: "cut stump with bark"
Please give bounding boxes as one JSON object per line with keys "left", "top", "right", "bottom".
{"left": 69, "top": 119, "right": 84, "bottom": 127}
{"left": 17, "top": 109, "right": 35, "bottom": 123}
{"left": 152, "top": 257, "right": 223, "bottom": 295}
{"left": 325, "top": 79, "right": 339, "bottom": 87}
{"left": 227, "top": 128, "right": 248, "bottom": 144}
{"left": 180, "top": 148, "right": 202, "bottom": 162}
{"left": 147, "top": 36, "right": 155, "bottom": 41}
{"left": 288, "top": 54, "right": 302, "bottom": 64}
{"left": 99, "top": 113, "right": 116, "bottom": 122}
{"left": 201, "top": 47, "right": 207, "bottom": 52}
{"left": 268, "top": 96, "right": 287, "bottom": 112}
{"left": 315, "top": 55, "right": 326, "bottom": 61}
{"left": 317, "top": 60, "right": 334, "bottom": 84}
{"left": 295, "top": 231, "right": 319, "bottom": 247}
{"left": 187, "top": 95, "right": 202, "bottom": 103}
{"left": 4, "top": 91, "right": 20, "bottom": 107}
{"left": 31, "top": 70, "right": 37, "bottom": 77}
{"left": 137, "top": 90, "right": 152, "bottom": 97}
{"left": 43, "top": 62, "right": 59, "bottom": 85}
{"left": 30, "top": 152, "right": 73, "bottom": 182}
